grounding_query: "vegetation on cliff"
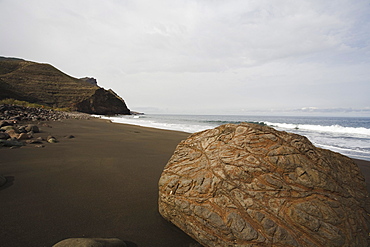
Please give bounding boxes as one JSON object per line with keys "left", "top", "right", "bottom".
{"left": 0, "top": 56, "right": 130, "bottom": 115}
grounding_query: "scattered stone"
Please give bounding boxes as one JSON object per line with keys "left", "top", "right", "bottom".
{"left": 47, "top": 135, "right": 57, "bottom": 143}
{"left": 0, "top": 175, "right": 6, "bottom": 187}
{"left": 0, "top": 139, "right": 25, "bottom": 147}
{"left": 159, "top": 123, "right": 370, "bottom": 247}
{"left": 26, "top": 139, "right": 43, "bottom": 144}
{"left": 35, "top": 144, "right": 45, "bottom": 148}
{"left": 9, "top": 146, "right": 21, "bottom": 149}
{"left": 1, "top": 125, "right": 16, "bottom": 131}
{"left": 17, "top": 125, "right": 28, "bottom": 133}
{"left": 36, "top": 136, "right": 44, "bottom": 142}
{"left": 0, "top": 120, "right": 13, "bottom": 127}
{"left": 17, "top": 133, "right": 30, "bottom": 140}
{"left": 52, "top": 238, "right": 126, "bottom": 247}
{"left": 5, "top": 129, "right": 19, "bottom": 139}
{"left": 0, "top": 104, "right": 91, "bottom": 122}
{"left": 40, "top": 122, "right": 52, "bottom": 128}
{"left": 25, "top": 124, "right": 39, "bottom": 133}
{"left": 0, "top": 132, "right": 10, "bottom": 140}
{"left": 0, "top": 104, "right": 95, "bottom": 149}
{"left": 65, "top": 135, "right": 75, "bottom": 139}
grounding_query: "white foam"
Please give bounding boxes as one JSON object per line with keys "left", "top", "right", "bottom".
{"left": 96, "top": 115, "right": 212, "bottom": 133}
{"left": 265, "top": 122, "right": 370, "bottom": 137}
{"left": 94, "top": 115, "right": 370, "bottom": 161}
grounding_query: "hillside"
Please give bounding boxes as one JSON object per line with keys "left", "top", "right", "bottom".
{"left": 0, "top": 57, "right": 130, "bottom": 115}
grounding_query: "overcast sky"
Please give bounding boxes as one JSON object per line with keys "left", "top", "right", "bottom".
{"left": 1, "top": 0, "right": 369, "bottom": 116}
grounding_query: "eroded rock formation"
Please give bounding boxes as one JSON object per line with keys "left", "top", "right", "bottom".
{"left": 75, "top": 88, "right": 130, "bottom": 115}
{"left": 0, "top": 56, "right": 131, "bottom": 115}
{"left": 80, "top": 77, "right": 98, "bottom": 86}
{"left": 159, "top": 123, "right": 370, "bottom": 247}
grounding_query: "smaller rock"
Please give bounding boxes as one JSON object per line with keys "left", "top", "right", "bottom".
{"left": 65, "top": 135, "right": 75, "bottom": 139}
{"left": 35, "top": 144, "right": 45, "bottom": 148}
{"left": 12, "top": 116, "right": 21, "bottom": 122}
{"left": 0, "top": 139, "right": 25, "bottom": 147}
{"left": 36, "top": 136, "right": 44, "bottom": 141}
{"left": 52, "top": 238, "right": 126, "bottom": 247}
{"left": 0, "top": 120, "right": 13, "bottom": 127}
{"left": 18, "top": 126, "right": 27, "bottom": 133}
{"left": 0, "top": 132, "right": 10, "bottom": 140}
{"left": 25, "top": 124, "right": 39, "bottom": 133}
{"left": 47, "top": 135, "right": 57, "bottom": 143}
{"left": 0, "top": 175, "right": 7, "bottom": 187}
{"left": 41, "top": 123, "right": 52, "bottom": 128}
{"left": 26, "top": 139, "right": 43, "bottom": 144}
{"left": 6, "top": 129, "right": 19, "bottom": 139}
{"left": 17, "top": 133, "right": 30, "bottom": 140}
{"left": 1, "top": 126, "right": 16, "bottom": 132}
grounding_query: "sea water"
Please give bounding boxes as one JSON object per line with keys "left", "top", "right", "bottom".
{"left": 98, "top": 114, "right": 370, "bottom": 161}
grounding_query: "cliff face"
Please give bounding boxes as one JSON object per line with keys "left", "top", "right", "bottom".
{"left": 75, "top": 88, "right": 131, "bottom": 115}
{"left": 0, "top": 57, "right": 130, "bottom": 115}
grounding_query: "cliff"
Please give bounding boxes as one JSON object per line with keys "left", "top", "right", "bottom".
{"left": 0, "top": 57, "right": 130, "bottom": 115}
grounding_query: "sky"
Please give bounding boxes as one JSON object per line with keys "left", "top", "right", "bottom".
{"left": 1, "top": 0, "right": 369, "bottom": 116}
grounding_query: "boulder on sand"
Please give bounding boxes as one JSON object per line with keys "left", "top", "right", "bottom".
{"left": 5, "top": 129, "right": 19, "bottom": 139}
{"left": 0, "top": 175, "right": 6, "bottom": 187}
{"left": 0, "top": 139, "right": 25, "bottom": 147}
{"left": 52, "top": 238, "right": 126, "bottom": 247}
{"left": 0, "top": 132, "right": 10, "bottom": 139}
{"left": 25, "top": 124, "right": 39, "bottom": 133}
{"left": 159, "top": 123, "right": 370, "bottom": 247}
{"left": 47, "top": 135, "right": 57, "bottom": 143}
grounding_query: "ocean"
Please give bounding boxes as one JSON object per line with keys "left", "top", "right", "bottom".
{"left": 97, "top": 114, "right": 370, "bottom": 161}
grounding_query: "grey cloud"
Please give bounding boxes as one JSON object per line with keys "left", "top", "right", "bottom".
{"left": 0, "top": 0, "right": 369, "bottom": 115}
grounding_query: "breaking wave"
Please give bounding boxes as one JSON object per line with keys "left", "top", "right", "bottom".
{"left": 96, "top": 114, "right": 370, "bottom": 161}
{"left": 265, "top": 122, "right": 370, "bottom": 137}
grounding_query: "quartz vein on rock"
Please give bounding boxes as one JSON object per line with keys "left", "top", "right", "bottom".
{"left": 159, "top": 123, "right": 370, "bottom": 247}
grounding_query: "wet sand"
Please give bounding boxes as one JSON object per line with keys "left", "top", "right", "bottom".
{"left": 1, "top": 118, "right": 369, "bottom": 247}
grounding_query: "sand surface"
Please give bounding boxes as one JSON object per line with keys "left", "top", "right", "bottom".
{"left": 1, "top": 118, "right": 369, "bottom": 247}
{"left": 0, "top": 118, "right": 197, "bottom": 247}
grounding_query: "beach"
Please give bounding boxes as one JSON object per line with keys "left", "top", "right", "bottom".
{"left": 1, "top": 118, "right": 370, "bottom": 247}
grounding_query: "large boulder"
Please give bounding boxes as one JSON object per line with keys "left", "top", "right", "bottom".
{"left": 159, "top": 123, "right": 370, "bottom": 247}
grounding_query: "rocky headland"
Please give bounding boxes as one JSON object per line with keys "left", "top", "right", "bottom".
{"left": 0, "top": 56, "right": 130, "bottom": 115}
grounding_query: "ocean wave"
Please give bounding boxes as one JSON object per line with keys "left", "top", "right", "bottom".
{"left": 97, "top": 115, "right": 212, "bottom": 133}
{"left": 201, "top": 120, "right": 267, "bottom": 126}
{"left": 265, "top": 122, "right": 370, "bottom": 137}
{"left": 314, "top": 142, "right": 370, "bottom": 160}
{"left": 96, "top": 114, "right": 370, "bottom": 161}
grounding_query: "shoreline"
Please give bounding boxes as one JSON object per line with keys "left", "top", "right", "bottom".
{"left": 0, "top": 118, "right": 197, "bottom": 247}
{"left": 98, "top": 114, "right": 370, "bottom": 162}
{"left": 0, "top": 117, "right": 370, "bottom": 246}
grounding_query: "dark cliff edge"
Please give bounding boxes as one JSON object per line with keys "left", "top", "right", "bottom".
{"left": 75, "top": 88, "right": 130, "bottom": 115}
{"left": 0, "top": 56, "right": 131, "bottom": 115}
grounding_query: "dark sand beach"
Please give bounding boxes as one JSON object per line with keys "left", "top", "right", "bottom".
{"left": 1, "top": 118, "right": 370, "bottom": 247}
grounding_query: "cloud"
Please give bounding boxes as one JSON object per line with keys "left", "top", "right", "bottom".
{"left": 1, "top": 0, "right": 369, "bottom": 115}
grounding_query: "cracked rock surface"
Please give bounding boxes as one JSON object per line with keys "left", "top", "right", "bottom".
{"left": 158, "top": 123, "right": 370, "bottom": 247}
